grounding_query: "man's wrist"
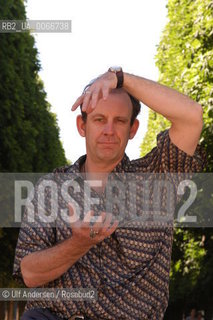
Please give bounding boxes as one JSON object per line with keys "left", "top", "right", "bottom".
{"left": 108, "top": 66, "right": 123, "bottom": 88}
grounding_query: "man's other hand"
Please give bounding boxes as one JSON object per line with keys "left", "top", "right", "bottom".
{"left": 68, "top": 203, "right": 119, "bottom": 249}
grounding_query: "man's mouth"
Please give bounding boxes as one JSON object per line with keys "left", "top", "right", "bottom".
{"left": 97, "top": 142, "right": 118, "bottom": 145}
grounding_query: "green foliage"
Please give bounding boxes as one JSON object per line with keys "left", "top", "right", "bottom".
{"left": 0, "top": 0, "right": 68, "bottom": 289}
{"left": 155, "top": 0, "right": 213, "bottom": 171}
{"left": 169, "top": 229, "right": 206, "bottom": 302}
{"left": 0, "top": 228, "right": 19, "bottom": 287}
{"left": 0, "top": 1, "right": 67, "bottom": 172}
{"left": 141, "top": 0, "right": 213, "bottom": 170}
{"left": 140, "top": 0, "right": 213, "bottom": 318}
{"left": 140, "top": 111, "right": 170, "bottom": 157}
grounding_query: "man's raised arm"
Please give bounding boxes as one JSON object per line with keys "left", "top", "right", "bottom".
{"left": 123, "top": 73, "right": 203, "bottom": 156}
{"left": 72, "top": 71, "right": 203, "bottom": 156}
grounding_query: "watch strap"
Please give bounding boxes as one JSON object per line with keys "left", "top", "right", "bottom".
{"left": 108, "top": 67, "right": 124, "bottom": 88}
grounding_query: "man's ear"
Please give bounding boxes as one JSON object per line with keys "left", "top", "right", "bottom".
{"left": 129, "top": 119, "right": 139, "bottom": 139}
{"left": 76, "top": 115, "right": 86, "bottom": 137}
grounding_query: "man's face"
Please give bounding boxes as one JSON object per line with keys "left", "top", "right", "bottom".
{"left": 77, "top": 90, "right": 139, "bottom": 167}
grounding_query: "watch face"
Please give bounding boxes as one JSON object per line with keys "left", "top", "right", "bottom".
{"left": 109, "top": 66, "right": 122, "bottom": 72}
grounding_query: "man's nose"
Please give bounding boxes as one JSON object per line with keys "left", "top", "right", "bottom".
{"left": 103, "top": 122, "right": 115, "bottom": 135}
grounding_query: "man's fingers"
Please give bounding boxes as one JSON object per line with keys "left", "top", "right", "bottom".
{"left": 68, "top": 203, "right": 80, "bottom": 224}
{"left": 92, "top": 211, "right": 107, "bottom": 229}
{"left": 83, "top": 210, "right": 95, "bottom": 225}
{"left": 82, "top": 91, "right": 92, "bottom": 111}
{"left": 102, "top": 86, "right": 109, "bottom": 101}
{"left": 101, "top": 213, "right": 113, "bottom": 233}
{"left": 91, "top": 89, "right": 101, "bottom": 110}
{"left": 71, "top": 94, "right": 84, "bottom": 111}
{"left": 72, "top": 71, "right": 118, "bottom": 112}
{"left": 104, "top": 220, "right": 119, "bottom": 237}
{"left": 72, "top": 84, "right": 109, "bottom": 113}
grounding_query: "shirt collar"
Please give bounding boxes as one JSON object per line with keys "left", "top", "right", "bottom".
{"left": 66, "top": 153, "right": 130, "bottom": 174}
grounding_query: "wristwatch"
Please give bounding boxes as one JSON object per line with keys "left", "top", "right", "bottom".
{"left": 108, "top": 66, "right": 124, "bottom": 88}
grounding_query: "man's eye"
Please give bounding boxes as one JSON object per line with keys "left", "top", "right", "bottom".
{"left": 95, "top": 118, "right": 103, "bottom": 122}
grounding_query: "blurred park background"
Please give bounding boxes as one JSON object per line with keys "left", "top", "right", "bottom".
{"left": 0, "top": 0, "right": 212, "bottom": 319}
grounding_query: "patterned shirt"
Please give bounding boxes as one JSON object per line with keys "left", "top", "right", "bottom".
{"left": 13, "top": 130, "right": 205, "bottom": 320}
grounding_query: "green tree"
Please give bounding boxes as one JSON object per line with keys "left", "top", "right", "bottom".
{"left": 141, "top": 0, "right": 213, "bottom": 171}
{"left": 0, "top": 0, "right": 67, "bottom": 172}
{"left": 0, "top": 0, "right": 68, "bottom": 307}
{"left": 140, "top": 0, "right": 213, "bottom": 318}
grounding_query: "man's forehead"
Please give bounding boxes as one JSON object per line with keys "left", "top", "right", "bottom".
{"left": 90, "top": 112, "right": 129, "bottom": 120}
{"left": 89, "top": 92, "right": 132, "bottom": 118}
{"left": 109, "top": 88, "right": 131, "bottom": 100}
{"left": 96, "top": 90, "right": 131, "bottom": 109}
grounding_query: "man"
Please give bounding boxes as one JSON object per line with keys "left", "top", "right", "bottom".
{"left": 14, "top": 67, "right": 205, "bottom": 320}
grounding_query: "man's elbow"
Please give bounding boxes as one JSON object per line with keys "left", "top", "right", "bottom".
{"left": 21, "top": 272, "right": 36, "bottom": 288}
{"left": 22, "top": 276, "right": 36, "bottom": 288}
{"left": 21, "top": 260, "right": 37, "bottom": 288}
{"left": 21, "top": 272, "right": 35, "bottom": 288}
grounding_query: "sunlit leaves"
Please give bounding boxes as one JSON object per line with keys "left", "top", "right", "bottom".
{"left": 140, "top": 0, "right": 213, "bottom": 317}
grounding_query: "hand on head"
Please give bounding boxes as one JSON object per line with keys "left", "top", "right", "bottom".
{"left": 71, "top": 71, "right": 117, "bottom": 113}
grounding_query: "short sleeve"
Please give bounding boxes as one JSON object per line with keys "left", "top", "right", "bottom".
{"left": 156, "top": 129, "right": 206, "bottom": 173}
{"left": 13, "top": 177, "right": 56, "bottom": 284}
{"left": 13, "top": 221, "right": 56, "bottom": 284}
